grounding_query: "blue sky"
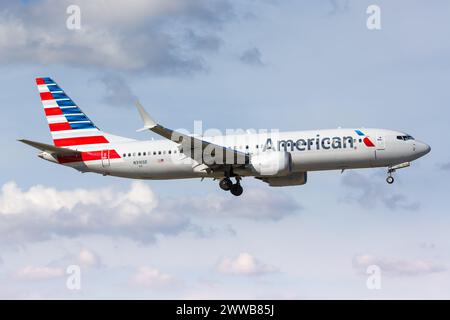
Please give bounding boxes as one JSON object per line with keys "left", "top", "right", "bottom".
{"left": 0, "top": 0, "right": 449, "bottom": 299}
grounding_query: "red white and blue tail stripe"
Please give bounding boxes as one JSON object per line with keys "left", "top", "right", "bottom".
{"left": 36, "top": 77, "right": 111, "bottom": 149}
{"left": 35, "top": 77, "right": 133, "bottom": 164}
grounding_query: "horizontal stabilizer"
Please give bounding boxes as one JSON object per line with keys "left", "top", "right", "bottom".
{"left": 18, "top": 139, "right": 81, "bottom": 156}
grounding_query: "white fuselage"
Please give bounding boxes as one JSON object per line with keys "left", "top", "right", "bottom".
{"left": 61, "top": 128, "right": 430, "bottom": 180}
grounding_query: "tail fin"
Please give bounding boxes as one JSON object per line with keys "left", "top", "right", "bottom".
{"left": 36, "top": 77, "right": 131, "bottom": 149}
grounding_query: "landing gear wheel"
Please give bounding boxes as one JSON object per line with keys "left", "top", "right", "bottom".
{"left": 230, "top": 183, "right": 243, "bottom": 196}
{"left": 386, "top": 176, "right": 394, "bottom": 184}
{"left": 219, "top": 178, "right": 233, "bottom": 191}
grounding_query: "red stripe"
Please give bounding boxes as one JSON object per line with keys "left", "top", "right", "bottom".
{"left": 53, "top": 136, "right": 109, "bottom": 147}
{"left": 40, "top": 92, "right": 54, "bottom": 100}
{"left": 44, "top": 107, "right": 63, "bottom": 116}
{"left": 49, "top": 122, "right": 72, "bottom": 131}
{"left": 363, "top": 137, "right": 375, "bottom": 147}
{"left": 58, "top": 150, "right": 121, "bottom": 164}
{"left": 36, "top": 78, "right": 45, "bottom": 85}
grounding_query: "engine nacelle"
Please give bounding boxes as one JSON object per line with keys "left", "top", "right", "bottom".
{"left": 250, "top": 151, "right": 292, "bottom": 176}
{"left": 261, "top": 172, "right": 307, "bottom": 187}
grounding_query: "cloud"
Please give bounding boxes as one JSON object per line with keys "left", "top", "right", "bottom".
{"left": 98, "top": 74, "right": 137, "bottom": 108}
{"left": 239, "top": 47, "right": 264, "bottom": 66}
{"left": 439, "top": 162, "right": 450, "bottom": 170}
{"left": 216, "top": 252, "right": 278, "bottom": 276}
{"left": 78, "top": 248, "right": 101, "bottom": 268}
{"left": 15, "top": 266, "right": 65, "bottom": 281}
{"left": 185, "top": 30, "right": 223, "bottom": 52}
{"left": 341, "top": 171, "right": 420, "bottom": 211}
{"left": 0, "top": 0, "right": 234, "bottom": 74}
{"left": 130, "top": 266, "right": 177, "bottom": 289}
{"left": 419, "top": 242, "right": 437, "bottom": 250}
{"left": 0, "top": 181, "right": 188, "bottom": 244}
{"left": 160, "top": 187, "right": 301, "bottom": 221}
{"left": 353, "top": 254, "right": 447, "bottom": 277}
{"left": 0, "top": 181, "right": 299, "bottom": 245}
{"left": 328, "top": 0, "right": 349, "bottom": 15}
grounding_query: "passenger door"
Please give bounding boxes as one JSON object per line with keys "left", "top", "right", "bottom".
{"left": 374, "top": 134, "right": 386, "bottom": 162}
{"left": 375, "top": 134, "right": 385, "bottom": 150}
{"left": 101, "top": 149, "right": 110, "bottom": 167}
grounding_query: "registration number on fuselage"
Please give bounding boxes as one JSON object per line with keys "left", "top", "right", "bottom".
{"left": 133, "top": 160, "right": 148, "bottom": 166}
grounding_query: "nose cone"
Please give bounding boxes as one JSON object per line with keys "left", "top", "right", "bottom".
{"left": 416, "top": 142, "right": 431, "bottom": 157}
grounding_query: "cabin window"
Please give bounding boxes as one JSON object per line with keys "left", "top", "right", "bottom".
{"left": 123, "top": 154, "right": 126, "bottom": 157}
{"left": 138, "top": 152, "right": 141, "bottom": 156}
{"left": 153, "top": 152, "right": 156, "bottom": 155}
{"left": 143, "top": 152, "right": 146, "bottom": 156}
{"left": 256, "top": 145, "right": 259, "bottom": 149}
{"left": 158, "top": 151, "right": 161, "bottom": 155}
{"left": 246, "top": 145, "right": 249, "bottom": 149}
{"left": 128, "top": 153, "right": 131, "bottom": 157}
{"left": 168, "top": 150, "right": 172, "bottom": 154}
{"left": 133, "top": 153, "right": 136, "bottom": 156}
{"left": 359, "top": 139, "right": 362, "bottom": 143}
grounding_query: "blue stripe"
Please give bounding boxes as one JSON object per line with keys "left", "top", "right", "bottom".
{"left": 51, "top": 92, "right": 70, "bottom": 99}
{"left": 61, "top": 107, "right": 81, "bottom": 114}
{"left": 47, "top": 85, "right": 62, "bottom": 92}
{"left": 43, "top": 77, "right": 54, "bottom": 84}
{"left": 69, "top": 122, "right": 96, "bottom": 130}
{"left": 355, "top": 130, "right": 365, "bottom": 136}
{"left": 66, "top": 115, "right": 89, "bottom": 122}
{"left": 57, "top": 100, "right": 76, "bottom": 107}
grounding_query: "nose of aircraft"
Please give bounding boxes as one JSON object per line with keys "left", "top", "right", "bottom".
{"left": 416, "top": 141, "right": 431, "bottom": 157}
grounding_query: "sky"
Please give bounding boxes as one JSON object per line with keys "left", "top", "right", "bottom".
{"left": 0, "top": 0, "right": 450, "bottom": 299}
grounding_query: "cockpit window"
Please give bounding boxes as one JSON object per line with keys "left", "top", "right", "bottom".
{"left": 397, "top": 135, "right": 414, "bottom": 141}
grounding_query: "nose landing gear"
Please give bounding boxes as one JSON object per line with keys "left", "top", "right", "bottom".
{"left": 385, "top": 162, "right": 411, "bottom": 184}
{"left": 386, "top": 175, "right": 394, "bottom": 184}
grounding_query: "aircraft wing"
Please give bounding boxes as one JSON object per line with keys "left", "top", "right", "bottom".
{"left": 18, "top": 139, "right": 81, "bottom": 156}
{"left": 134, "top": 102, "right": 249, "bottom": 172}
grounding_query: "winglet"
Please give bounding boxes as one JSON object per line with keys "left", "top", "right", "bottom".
{"left": 135, "top": 101, "right": 157, "bottom": 131}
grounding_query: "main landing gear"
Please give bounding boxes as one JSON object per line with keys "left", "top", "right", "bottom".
{"left": 219, "top": 177, "right": 243, "bottom": 196}
{"left": 219, "top": 178, "right": 233, "bottom": 191}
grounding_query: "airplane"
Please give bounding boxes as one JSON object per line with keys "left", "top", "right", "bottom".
{"left": 20, "top": 77, "right": 431, "bottom": 196}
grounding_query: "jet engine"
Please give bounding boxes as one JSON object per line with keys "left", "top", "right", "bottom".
{"left": 249, "top": 151, "right": 292, "bottom": 176}
{"left": 259, "top": 172, "right": 307, "bottom": 187}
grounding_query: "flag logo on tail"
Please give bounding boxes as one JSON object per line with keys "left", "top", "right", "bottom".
{"left": 36, "top": 77, "right": 109, "bottom": 148}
